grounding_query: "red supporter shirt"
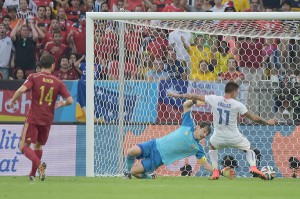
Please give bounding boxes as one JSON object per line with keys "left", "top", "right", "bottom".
{"left": 31, "top": 0, "right": 52, "bottom": 6}
{"left": 43, "top": 30, "right": 67, "bottom": 46}
{"left": 59, "top": 19, "right": 74, "bottom": 32}
{"left": 0, "top": 8, "right": 7, "bottom": 19}
{"left": 70, "top": 26, "right": 86, "bottom": 55}
{"left": 34, "top": 17, "right": 51, "bottom": 29}
{"left": 153, "top": 0, "right": 173, "bottom": 12}
{"left": 109, "top": 60, "right": 138, "bottom": 80}
{"left": 162, "top": 4, "right": 185, "bottom": 12}
{"left": 125, "top": 30, "right": 143, "bottom": 55}
{"left": 44, "top": 42, "right": 68, "bottom": 70}
{"left": 54, "top": 68, "right": 79, "bottom": 80}
{"left": 239, "top": 39, "right": 264, "bottom": 69}
{"left": 23, "top": 72, "right": 70, "bottom": 126}
{"left": 147, "top": 37, "right": 168, "bottom": 61}
{"left": 219, "top": 71, "right": 245, "bottom": 80}
{"left": 66, "top": 7, "right": 85, "bottom": 22}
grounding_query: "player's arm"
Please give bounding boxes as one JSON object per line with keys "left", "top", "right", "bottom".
{"left": 9, "top": 85, "right": 28, "bottom": 108}
{"left": 183, "top": 100, "right": 194, "bottom": 114}
{"left": 168, "top": 92, "right": 205, "bottom": 102}
{"left": 243, "top": 111, "right": 277, "bottom": 125}
{"left": 55, "top": 96, "right": 74, "bottom": 109}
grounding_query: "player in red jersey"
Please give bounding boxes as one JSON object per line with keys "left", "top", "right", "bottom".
{"left": 9, "top": 54, "right": 74, "bottom": 181}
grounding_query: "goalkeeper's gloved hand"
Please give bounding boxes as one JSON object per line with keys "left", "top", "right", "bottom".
{"left": 220, "top": 167, "right": 235, "bottom": 179}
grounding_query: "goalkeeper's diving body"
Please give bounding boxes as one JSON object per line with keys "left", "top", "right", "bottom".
{"left": 124, "top": 99, "right": 235, "bottom": 179}
{"left": 169, "top": 81, "right": 277, "bottom": 180}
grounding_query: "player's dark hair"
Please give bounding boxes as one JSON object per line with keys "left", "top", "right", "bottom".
{"left": 199, "top": 122, "right": 211, "bottom": 135}
{"left": 225, "top": 81, "right": 239, "bottom": 93}
{"left": 40, "top": 54, "right": 55, "bottom": 69}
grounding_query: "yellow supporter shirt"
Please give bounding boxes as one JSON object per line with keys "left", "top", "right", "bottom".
{"left": 222, "top": 0, "right": 250, "bottom": 12}
{"left": 214, "top": 52, "right": 233, "bottom": 74}
{"left": 190, "top": 71, "right": 217, "bottom": 81}
{"left": 189, "top": 46, "right": 213, "bottom": 78}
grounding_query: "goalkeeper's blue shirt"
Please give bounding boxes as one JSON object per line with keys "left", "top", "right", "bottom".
{"left": 155, "top": 111, "right": 205, "bottom": 165}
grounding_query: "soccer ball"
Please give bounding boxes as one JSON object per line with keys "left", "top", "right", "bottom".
{"left": 261, "top": 166, "right": 276, "bottom": 180}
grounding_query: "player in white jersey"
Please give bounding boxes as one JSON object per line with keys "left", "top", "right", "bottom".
{"left": 168, "top": 81, "right": 277, "bottom": 180}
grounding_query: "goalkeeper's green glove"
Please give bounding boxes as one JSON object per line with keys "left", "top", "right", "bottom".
{"left": 220, "top": 167, "right": 235, "bottom": 179}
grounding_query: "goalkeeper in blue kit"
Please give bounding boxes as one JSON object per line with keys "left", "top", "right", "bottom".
{"left": 124, "top": 99, "right": 235, "bottom": 179}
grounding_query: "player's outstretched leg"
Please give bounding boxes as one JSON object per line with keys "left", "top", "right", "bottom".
{"left": 209, "top": 149, "right": 220, "bottom": 180}
{"left": 249, "top": 166, "right": 267, "bottom": 180}
{"left": 211, "top": 169, "right": 220, "bottom": 180}
{"left": 246, "top": 150, "right": 267, "bottom": 180}
{"left": 38, "top": 162, "right": 47, "bottom": 181}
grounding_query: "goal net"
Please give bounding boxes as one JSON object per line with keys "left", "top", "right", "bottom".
{"left": 86, "top": 12, "right": 300, "bottom": 178}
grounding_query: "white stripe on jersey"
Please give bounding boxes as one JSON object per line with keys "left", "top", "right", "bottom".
{"left": 17, "top": 10, "right": 35, "bottom": 19}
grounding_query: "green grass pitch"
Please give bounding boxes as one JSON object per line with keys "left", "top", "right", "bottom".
{"left": 0, "top": 176, "right": 299, "bottom": 199}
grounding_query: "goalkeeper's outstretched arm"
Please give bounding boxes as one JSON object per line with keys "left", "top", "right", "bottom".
{"left": 199, "top": 157, "right": 235, "bottom": 179}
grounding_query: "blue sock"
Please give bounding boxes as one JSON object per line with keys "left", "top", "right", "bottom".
{"left": 141, "top": 173, "right": 152, "bottom": 179}
{"left": 125, "top": 155, "right": 135, "bottom": 172}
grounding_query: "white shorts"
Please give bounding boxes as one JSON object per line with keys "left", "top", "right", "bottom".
{"left": 209, "top": 133, "right": 251, "bottom": 151}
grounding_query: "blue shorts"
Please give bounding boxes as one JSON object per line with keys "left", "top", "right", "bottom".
{"left": 137, "top": 139, "right": 163, "bottom": 173}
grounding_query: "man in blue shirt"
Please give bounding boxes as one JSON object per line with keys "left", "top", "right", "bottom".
{"left": 124, "top": 99, "right": 235, "bottom": 179}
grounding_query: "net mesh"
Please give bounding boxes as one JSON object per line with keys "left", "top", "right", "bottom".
{"left": 92, "top": 18, "right": 300, "bottom": 178}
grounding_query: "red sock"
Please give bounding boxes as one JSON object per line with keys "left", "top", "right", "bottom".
{"left": 35, "top": 150, "right": 43, "bottom": 160}
{"left": 29, "top": 150, "right": 43, "bottom": 177}
{"left": 22, "top": 146, "right": 40, "bottom": 176}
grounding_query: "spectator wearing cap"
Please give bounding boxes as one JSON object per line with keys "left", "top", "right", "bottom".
{"left": 67, "top": 13, "right": 86, "bottom": 55}
{"left": 61, "top": 0, "right": 86, "bottom": 23}
{"left": 223, "top": 1, "right": 236, "bottom": 12}
{"left": 0, "top": 22, "right": 14, "bottom": 80}
{"left": 10, "top": 19, "right": 38, "bottom": 76}
{"left": 0, "top": 0, "right": 8, "bottom": 20}
{"left": 17, "top": 0, "right": 35, "bottom": 19}
{"left": 222, "top": 0, "right": 249, "bottom": 12}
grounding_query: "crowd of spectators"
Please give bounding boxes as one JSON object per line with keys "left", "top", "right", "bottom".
{"left": 0, "top": 0, "right": 300, "bottom": 122}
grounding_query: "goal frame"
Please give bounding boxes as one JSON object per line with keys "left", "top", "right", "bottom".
{"left": 86, "top": 12, "right": 300, "bottom": 177}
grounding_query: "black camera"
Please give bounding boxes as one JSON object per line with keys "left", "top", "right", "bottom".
{"left": 289, "top": 156, "right": 300, "bottom": 178}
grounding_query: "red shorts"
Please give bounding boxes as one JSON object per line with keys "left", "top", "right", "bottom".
{"left": 21, "top": 122, "right": 51, "bottom": 145}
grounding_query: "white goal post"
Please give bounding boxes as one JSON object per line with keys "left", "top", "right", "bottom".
{"left": 86, "top": 12, "right": 300, "bottom": 177}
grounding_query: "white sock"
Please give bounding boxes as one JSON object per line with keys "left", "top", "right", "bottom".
{"left": 246, "top": 150, "right": 256, "bottom": 167}
{"left": 208, "top": 150, "right": 219, "bottom": 170}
